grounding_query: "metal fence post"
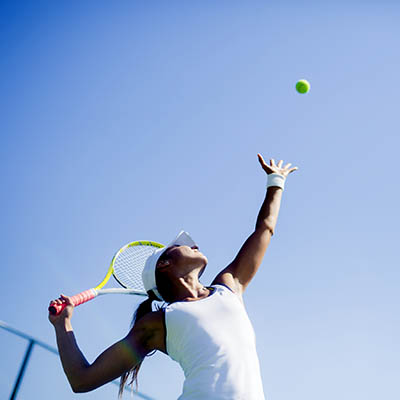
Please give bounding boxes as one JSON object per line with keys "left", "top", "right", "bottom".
{"left": 9, "top": 339, "right": 35, "bottom": 400}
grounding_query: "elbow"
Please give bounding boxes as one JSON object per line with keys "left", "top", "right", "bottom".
{"left": 71, "top": 383, "right": 89, "bottom": 393}
{"left": 71, "top": 379, "right": 101, "bottom": 393}
{"left": 71, "top": 385, "right": 82, "bottom": 393}
{"left": 70, "top": 373, "right": 105, "bottom": 393}
{"left": 68, "top": 366, "right": 98, "bottom": 393}
{"left": 255, "top": 223, "right": 274, "bottom": 236}
{"left": 72, "top": 383, "right": 97, "bottom": 393}
{"left": 266, "top": 226, "right": 274, "bottom": 236}
{"left": 70, "top": 377, "right": 94, "bottom": 393}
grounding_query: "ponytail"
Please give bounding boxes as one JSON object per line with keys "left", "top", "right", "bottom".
{"left": 118, "top": 292, "right": 158, "bottom": 397}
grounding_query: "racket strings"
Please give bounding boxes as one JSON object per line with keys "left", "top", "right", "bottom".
{"left": 113, "top": 244, "right": 162, "bottom": 291}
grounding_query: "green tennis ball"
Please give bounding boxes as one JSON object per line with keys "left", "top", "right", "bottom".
{"left": 296, "top": 79, "right": 310, "bottom": 94}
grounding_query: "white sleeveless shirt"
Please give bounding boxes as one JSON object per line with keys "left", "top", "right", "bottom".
{"left": 164, "top": 284, "right": 265, "bottom": 400}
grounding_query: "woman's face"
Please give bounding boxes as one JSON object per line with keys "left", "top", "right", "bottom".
{"left": 156, "top": 244, "right": 208, "bottom": 272}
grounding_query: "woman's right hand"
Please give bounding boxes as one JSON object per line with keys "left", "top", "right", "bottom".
{"left": 48, "top": 294, "right": 74, "bottom": 326}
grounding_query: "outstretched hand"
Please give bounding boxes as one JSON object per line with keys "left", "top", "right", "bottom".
{"left": 257, "top": 154, "right": 298, "bottom": 178}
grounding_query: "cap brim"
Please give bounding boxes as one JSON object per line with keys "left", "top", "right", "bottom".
{"left": 167, "top": 230, "right": 197, "bottom": 249}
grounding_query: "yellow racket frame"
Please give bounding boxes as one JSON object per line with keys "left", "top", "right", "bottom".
{"left": 95, "top": 240, "right": 165, "bottom": 290}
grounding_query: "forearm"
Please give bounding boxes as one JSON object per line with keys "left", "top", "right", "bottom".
{"left": 54, "top": 321, "right": 90, "bottom": 391}
{"left": 255, "top": 186, "right": 283, "bottom": 234}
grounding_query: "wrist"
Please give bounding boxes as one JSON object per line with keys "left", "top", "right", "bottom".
{"left": 267, "top": 173, "right": 285, "bottom": 191}
{"left": 54, "top": 319, "right": 73, "bottom": 333}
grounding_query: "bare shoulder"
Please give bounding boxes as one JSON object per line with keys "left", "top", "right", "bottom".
{"left": 211, "top": 275, "right": 244, "bottom": 302}
{"left": 211, "top": 271, "right": 242, "bottom": 295}
{"left": 127, "top": 309, "right": 166, "bottom": 354}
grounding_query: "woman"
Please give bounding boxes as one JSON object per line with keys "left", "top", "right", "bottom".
{"left": 49, "top": 154, "right": 298, "bottom": 399}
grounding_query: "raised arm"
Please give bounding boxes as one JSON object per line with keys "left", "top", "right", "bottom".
{"left": 212, "top": 155, "right": 298, "bottom": 296}
{"left": 48, "top": 295, "right": 156, "bottom": 393}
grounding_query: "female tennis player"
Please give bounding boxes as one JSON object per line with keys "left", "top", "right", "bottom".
{"left": 49, "top": 154, "right": 298, "bottom": 399}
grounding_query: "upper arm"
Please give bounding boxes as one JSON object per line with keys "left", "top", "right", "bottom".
{"left": 75, "top": 313, "right": 158, "bottom": 393}
{"left": 211, "top": 228, "right": 273, "bottom": 295}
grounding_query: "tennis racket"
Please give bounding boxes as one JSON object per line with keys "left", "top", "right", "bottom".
{"left": 48, "top": 240, "right": 164, "bottom": 315}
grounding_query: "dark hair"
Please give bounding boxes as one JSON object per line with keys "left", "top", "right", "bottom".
{"left": 119, "top": 254, "right": 173, "bottom": 397}
{"left": 118, "top": 291, "right": 158, "bottom": 397}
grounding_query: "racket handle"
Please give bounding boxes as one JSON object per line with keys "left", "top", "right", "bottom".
{"left": 48, "top": 289, "right": 97, "bottom": 315}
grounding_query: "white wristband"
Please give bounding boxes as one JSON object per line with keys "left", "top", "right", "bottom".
{"left": 267, "top": 173, "right": 285, "bottom": 191}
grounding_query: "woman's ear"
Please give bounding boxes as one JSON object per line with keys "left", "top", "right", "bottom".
{"left": 157, "top": 259, "right": 171, "bottom": 268}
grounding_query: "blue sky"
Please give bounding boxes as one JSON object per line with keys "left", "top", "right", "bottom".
{"left": 1, "top": 1, "right": 399, "bottom": 399}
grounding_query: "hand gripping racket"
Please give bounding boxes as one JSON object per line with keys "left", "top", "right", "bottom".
{"left": 48, "top": 241, "right": 164, "bottom": 315}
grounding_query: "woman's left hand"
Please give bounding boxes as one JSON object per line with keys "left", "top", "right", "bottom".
{"left": 257, "top": 154, "right": 298, "bottom": 178}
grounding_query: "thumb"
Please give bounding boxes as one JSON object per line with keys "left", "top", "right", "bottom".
{"left": 257, "top": 153, "right": 266, "bottom": 166}
{"left": 257, "top": 153, "right": 272, "bottom": 173}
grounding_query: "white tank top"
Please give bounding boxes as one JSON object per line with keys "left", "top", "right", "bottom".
{"left": 164, "top": 284, "right": 265, "bottom": 400}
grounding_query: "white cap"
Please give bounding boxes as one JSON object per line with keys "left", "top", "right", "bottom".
{"left": 142, "top": 231, "right": 197, "bottom": 301}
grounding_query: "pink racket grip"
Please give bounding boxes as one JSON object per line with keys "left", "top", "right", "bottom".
{"left": 48, "top": 289, "right": 97, "bottom": 315}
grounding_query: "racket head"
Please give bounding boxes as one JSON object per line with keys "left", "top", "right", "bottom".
{"left": 110, "top": 241, "right": 165, "bottom": 293}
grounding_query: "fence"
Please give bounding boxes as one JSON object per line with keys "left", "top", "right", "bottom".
{"left": 0, "top": 320, "right": 155, "bottom": 400}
